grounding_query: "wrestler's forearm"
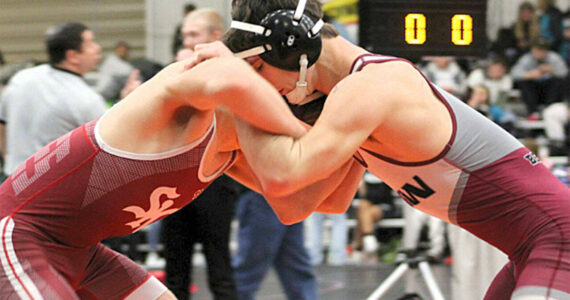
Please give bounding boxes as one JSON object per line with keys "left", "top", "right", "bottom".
{"left": 226, "top": 152, "right": 358, "bottom": 224}
{"left": 235, "top": 120, "right": 355, "bottom": 198}
{"left": 264, "top": 159, "right": 361, "bottom": 224}
{"left": 219, "top": 74, "right": 306, "bottom": 138}
{"left": 165, "top": 58, "right": 306, "bottom": 138}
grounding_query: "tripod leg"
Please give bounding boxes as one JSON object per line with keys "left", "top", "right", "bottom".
{"left": 366, "top": 263, "right": 410, "bottom": 300}
{"left": 418, "top": 261, "right": 445, "bottom": 300}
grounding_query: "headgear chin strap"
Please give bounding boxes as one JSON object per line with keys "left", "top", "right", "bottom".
{"left": 284, "top": 54, "right": 324, "bottom": 105}
{"left": 231, "top": 0, "right": 323, "bottom": 70}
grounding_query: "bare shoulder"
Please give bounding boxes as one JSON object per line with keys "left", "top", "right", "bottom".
{"left": 359, "top": 60, "right": 424, "bottom": 92}
{"left": 325, "top": 61, "right": 420, "bottom": 118}
{"left": 349, "top": 60, "right": 434, "bottom": 107}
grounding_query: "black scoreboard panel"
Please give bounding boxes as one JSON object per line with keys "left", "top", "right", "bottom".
{"left": 359, "top": 0, "right": 488, "bottom": 58}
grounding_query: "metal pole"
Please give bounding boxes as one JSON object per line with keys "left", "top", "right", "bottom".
{"left": 366, "top": 263, "right": 410, "bottom": 300}
{"left": 418, "top": 261, "right": 445, "bottom": 300}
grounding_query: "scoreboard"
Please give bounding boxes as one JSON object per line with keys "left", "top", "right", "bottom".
{"left": 359, "top": 0, "right": 488, "bottom": 58}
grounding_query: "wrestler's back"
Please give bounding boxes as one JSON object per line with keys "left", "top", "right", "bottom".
{"left": 0, "top": 118, "right": 226, "bottom": 247}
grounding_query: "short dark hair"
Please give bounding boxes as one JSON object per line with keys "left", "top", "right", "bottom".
{"left": 45, "top": 22, "right": 88, "bottom": 65}
{"left": 223, "top": 0, "right": 338, "bottom": 53}
{"left": 115, "top": 40, "right": 130, "bottom": 50}
{"left": 184, "top": 3, "right": 197, "bottom": 14}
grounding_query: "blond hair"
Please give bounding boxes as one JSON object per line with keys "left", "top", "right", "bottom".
{"left": 514, "top": 2, "right": 539, "bottom": 43}
{"left": 184, "top": 8, "right": 226, "bottom": 32}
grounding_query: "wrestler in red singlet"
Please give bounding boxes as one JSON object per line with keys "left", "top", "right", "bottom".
{"left": 0, "top": 117, "right": 233, "bottom": 299}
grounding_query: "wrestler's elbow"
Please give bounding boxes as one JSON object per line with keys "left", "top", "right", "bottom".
{"left": 274, "top": 208, "right": 311, "bottom": 225}
{"left": 316, "top": 203, "right": 342, "bottom": 214}
{"left": 315, "top": 201, "right": 350, "bottom": 214}
{"left": 260, "top": 176, "right": 299, "bottom": 198}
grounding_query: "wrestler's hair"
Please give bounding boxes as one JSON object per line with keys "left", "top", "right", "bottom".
{"left": 45, "top": 22, "right": 89, "bottom": 66}
{"left": 223, "top": 0, "right": 338, "bottom": 53}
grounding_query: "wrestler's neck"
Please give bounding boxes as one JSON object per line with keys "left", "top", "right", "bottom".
{"left": 313, "top": 36, "right": 368, "bottom": 94}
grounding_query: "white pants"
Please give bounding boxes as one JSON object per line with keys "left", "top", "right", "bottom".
{"left": 542, "top": 102, "right": 569, "bottom": 141}
{"left": 306, "top": 212, "right": 348, "bottom": 265}
{"left": 401, "top": 205, "right": 446, "bottom": 256}
{"left": 448, "top": 225, "right": 508, "bottom": 300}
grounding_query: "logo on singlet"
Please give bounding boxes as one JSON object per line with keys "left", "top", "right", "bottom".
{"left": 123, "top": 186, "right": 182, "bottom": 232}
{"left": 523, "top": 152, "right": 540, "bottom": 166}
{"left": 12, "top": 132, "right": 72, "bottom": 195}
{"left": 397, "top": 175, "right": 435, "bottom": 206}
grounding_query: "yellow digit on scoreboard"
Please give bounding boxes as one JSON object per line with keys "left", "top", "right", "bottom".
{"left": 405, "top": 13, "right": 426, "bottom": 45}
{"left": 451, "top": 14, "right": 473, "bottom": 46}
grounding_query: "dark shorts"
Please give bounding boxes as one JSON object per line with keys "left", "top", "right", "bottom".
{"left": 0, "top": 216, "right": 164, "bottom": 299}
{"left": 364, "top": 182, "right": 393, "bottom": 206}
{"left": 455, "top": 148, "right": 570, "bottom": 298}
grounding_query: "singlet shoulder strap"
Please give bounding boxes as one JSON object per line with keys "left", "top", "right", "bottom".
{"left": 350, "top": 54, "right": 412, "bottom": 74}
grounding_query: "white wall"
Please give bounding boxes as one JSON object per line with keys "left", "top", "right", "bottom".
{"left": 145, "top": 0, "right": 231, "bottom": 64}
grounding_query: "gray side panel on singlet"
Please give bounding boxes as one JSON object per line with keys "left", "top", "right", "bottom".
{"left": 437, "top": 85, "right": 523, "bottom": 172}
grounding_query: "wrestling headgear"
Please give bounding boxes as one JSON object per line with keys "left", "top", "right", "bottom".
{"left": 231, "top": 0, "right": 324, "bottom": 71}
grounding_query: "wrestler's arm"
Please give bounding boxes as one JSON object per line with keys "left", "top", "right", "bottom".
{"left": 162, "top": 58, "right": 306, "bottom": 138}
{"left": 225, "top": 152, "right": 365, "bottom": 224}
{"left": 235, "top": 64, "right": 406, "bottom": 197}
{"left": 314, "top": 160, "right": 365, "bottom": 214}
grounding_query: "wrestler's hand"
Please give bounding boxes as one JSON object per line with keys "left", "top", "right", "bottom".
{"left": 175, "top": 48, "right": 194, "bottom": 62}
{"left": 184, "top": 41, "right": 234, "bottom": 70}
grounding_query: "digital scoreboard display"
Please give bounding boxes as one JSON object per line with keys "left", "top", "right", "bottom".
{"left": 359, "top": 0, "right": 488, "bottom": 58}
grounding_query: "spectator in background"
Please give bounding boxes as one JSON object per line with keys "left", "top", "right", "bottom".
{"left": 162, "top": 8, "right": 239, "bottom": 300}
{"left": 515, "top": 2, "right": 541, "bottom": 55}
{"left": 538, "top": 0, "right": 564, "bottom": 51}
{"left": 399, "top": 202, "right": 447, "bottom": 298}
{"left": 466, "top": 85, "right": 517, "bottom": 133}
{"left": 233, "top": 190, "right": 317, "bottom": 300}
{"left": 172, "top": 3, "right": 197, "bottom": 57}
{"left": 561, "top": 16, "right": 570, "bottom": 102}
{"left": 421, "top": 56, "right": 467, "bottom": 98}
{"left": 490, "top": 2, "right": 539, "bottom": 67}
{"left": 467, "top": 58, "right": 513, "bottom": 106}
{"left": 448, "top": 225, "right": 508, "bottom": 300}
{"left": 180, "top": 7, "right": 225, "bottom": 50}
{"left": 163, "top": 175, "right": 239, "bottom": 300}
{"left": 353, "top": 172, "right": 395, "bottom": 259}
{"left": 0, "top": 22, "right": 107, "bottom": 177}
{"left": 400, "top": 206, "right": 446, "bottom": 263}
{"left": 559, "top": 16, "right": 570, "bottom": 66}
{"left": 511, "top": 38, "right": 568, "bottom": 119}
{"left": 542, "top": 100, "right": 569, "bottom": 156}
{"left": 96, "top": 41, "right": 140, "bottom": 103}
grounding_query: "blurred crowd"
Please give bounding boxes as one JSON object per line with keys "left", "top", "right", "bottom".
{"left": 0, "top": 1, "right": 569, "bottom": 300}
